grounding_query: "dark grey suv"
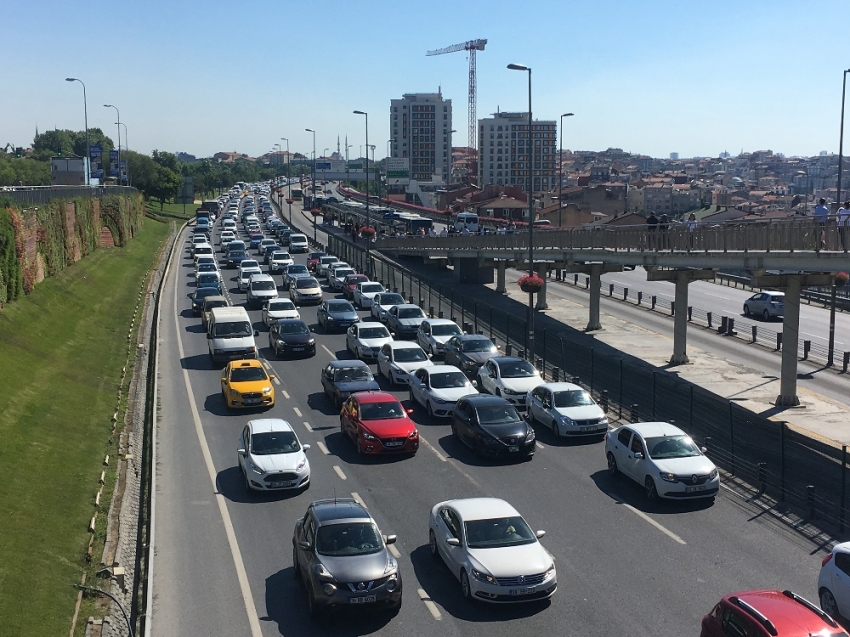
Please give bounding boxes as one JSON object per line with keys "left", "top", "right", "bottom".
{"left": 293, "top": 498, "right": 402, "bottom": 619}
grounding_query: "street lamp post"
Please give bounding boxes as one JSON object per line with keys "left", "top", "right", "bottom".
{"left": 354, "top": 110, "right": 371, "bottom": 277}
{"left": 104, "top": 104, "right": 121, "bottom": 184}
{"left": 282, "top": 137, "right": 292, "bottom": 223}
{"left": 65, "top": 78, "right": 90, "bottom": 184}
{"left": 837, "top": 69, "right": 850, "bottom": 206}
{"left": 557, "top": 113, "right": 574, "bottom": 228}
{"left": 115, "top": 121, "right": 129, "bottom": 187}
{"left": 274, "top": 143, "right": 281, "bottom": 182}
{"left": 305, "top": 128, "right": 317, "bottom": 241}
{"left": 368, "top": 144, "right": 376, "bottom": 202}
{"left": 508, "top": 63, "right": 535, "bottom": 360}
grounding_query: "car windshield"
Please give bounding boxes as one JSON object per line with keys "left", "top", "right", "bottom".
{"left": 476, "top": 404, "right": 523, "bottom": 425}
{"left": 230, "top": 367, "right": 268, "bottom": 382}
{"left": 229, "top": 251, "right": 246, "bottom": 258}
{"left": 432, "top": 324, "right": 462, "bottom": 337}
{"left": 334, "top": 367, "right": 373, "bottom": 382}
{"left": 328, "top": 301, "right": 354, "bottom": 313}
{"left": 290, "top": 235, "right": 306, "bottom": 242}
{"left": 359, "top": 327, "right": 390, "bottom": 339}
{"left": 271, "top": 251, "right": 287, "bottom": 259}
{"left": 310, "top": 252, "right": 326, "bottom": 259}
{"left": 295, "top": 278, "right": 318, "bottom": 289}
{"left": 288, "top": 265, "right": 308, "bottom": 274}
{"left": 553, "top": 390, "right": 595, "bottom": 408}
{"left": 268, "top": 300, "right": 295, "bottom": 311}
{"left": 277, "top": 322, "right": 309, "bottom": 335}
{"left": 394, "top": 348, "right": 427, "bottom": 363}
{"left": 213, "top": 321, "right": 252, "bottom": 337}
{"left": 251, "top": 431, "right": 300, "bottom": 455}
{"left": 241, "top": 260, "right": 259, "bottom": 269}
{"left": 335, "top": 269, "right": 355, "bottom": 279}
{"left": 499, "top": 360, "right": 537, "bottom": 378}
{"left": 361, "top": 284, "right": 384, "bottom": 293}
{"left": 379, "top": 294, "right": 404, "bottom": 306}
{"left": 194, "top": 288, "right": 218, "bottom": 300}
{"left": 398, "top": 307, "right": 424, "bottom": 319}
{"left": 197, "top": 263, "right": 216, "bottom": 272}
{"left": 461, "top": 339, "right": 496, "bottom": 353}
{"left": 321, "top": 258, "right": 337, "bottom": 265}
{"left": 464, "top": 516, "right": 536, "bottom": 549}
{"left": 315, "top": 522, "right": 383, "bottom": 556}
{"left": 359, "top": 401, "right": 405, "bottom": 420}
{"left": 645, "top": 435, "right": 702, "bottom": 459}
{"left": 205, "top": 300, "right": 227, "bottom": 310}
{"left": 429, "top": 372, "right": 470, "bottom": 389}
{"left": 347, "top": 276, "right": 368, "bottom": 285}
{"left": 251, "top": 280, "right": 276, "bottom": 291}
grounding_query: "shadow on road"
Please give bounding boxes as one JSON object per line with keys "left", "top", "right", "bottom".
{"left": 307, "top": 392, "right": 340, "bottom": 416}
{"left": 322, "top": 429, "right": 413, "bottom": 466}
{"left": 216, "top": 466, "right": 303, "bottom": 505}
{"left": 589, "top": 469, "right": 715, "bottom": 516}
{"left": 181, "top": 353, "right": 214, "bottom": 371}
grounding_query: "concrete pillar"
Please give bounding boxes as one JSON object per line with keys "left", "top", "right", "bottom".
{"left": 776, "top": 276, "right": 801, "bottom": 406}
{"left": 495, "top": 261, "right": 506, "bottom": 293}
{"left": 586, "top": 264, "right": 602, "bottom": 331}
{"left": 670, "top": 270, "right": 690, "bottom": 364}
{"left": 535, "top": 263, "right": 548, "bottom": 310}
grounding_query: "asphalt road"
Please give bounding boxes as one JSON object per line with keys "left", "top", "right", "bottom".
{"left": 150, "top": 192, "right": 831, "bottom": 637}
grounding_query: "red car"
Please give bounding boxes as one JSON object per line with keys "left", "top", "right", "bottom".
{"left": 307, "top": 251, "right": 326, "bottom": 271}
{"left": 340, "top": 391, "right": 419, "bottom": 456}
{"left": 700, "top": 590, "right": 847, "bottom": 637}
{"left": 343, "top": 274, "right": 369, "bottom": 300}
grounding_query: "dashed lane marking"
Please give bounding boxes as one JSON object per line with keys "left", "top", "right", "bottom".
{"left": 608, "top": 492, "right": 686, "bottom": 545}
{"left": 350, "top": 492, "right": 366, "bottom": 508}
{"left": 293, "top": 407, "right": 302, "bottom": 417}
{"left": 303, "top": 421, "right": 313, "bottom": 432}
{"left": 417, "top": 588, "right": 442, "bottom": 621}
{"left": 333, "top": 465, "right": 347, "bottom": 480}
{"left": 282, "top": 390, "right": 290, "bottom": 400}
{"left": 272, "top": 376, "right": 280, "bottom": 386}
{"left": 317, "top": 441, "right": 330, "bottom": 455}
{"left": 321, "top": 344, "right": 335, "bottom": 357}
{"left": 419, "top": 435, "right": 447, "bottom": 462}
{"left": 388, "top": 543, "right": 401, "bottom": 559}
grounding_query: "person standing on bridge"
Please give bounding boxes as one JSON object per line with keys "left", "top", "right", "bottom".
{"left": 646, "top": 211, "right": 659, "bottom": 249}
{"left": 838, "top": 200, "right": 850, "bottom": 252}
{"left": 813, "top": 198, "right": 830, "bottom": 249}
{"left": 686, "top": 212, "right": 697, "bottom": 250}
{"left": 440, "top": 227, "right": 448, "bottom": 238}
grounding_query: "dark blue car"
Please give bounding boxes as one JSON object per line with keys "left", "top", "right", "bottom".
{"left": 226, "top": 250, "right": 247, "bottom": 269}
{"left": 320, "top": 360, "right": 380, "bottom": 408}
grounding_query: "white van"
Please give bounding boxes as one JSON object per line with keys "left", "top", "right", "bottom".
{"left": 207, "top": 306, "right": 259, "bottom": 364}
{"left": 455, "top": 212, "right": 479, "bottom": 233}
{"left": 289, "top": 233, "right": 308, "bottom": 253}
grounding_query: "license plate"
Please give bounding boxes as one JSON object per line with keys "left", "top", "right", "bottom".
{"left": 244, "top": 398, "right": 260, "bottom": 405}
{"left": 348, "top": 595, "right": 377, "bottom": 604}
{"left": 580, "top": 426, "right": 596, "bottom": 433}
{"left": 508, "top": 445, "right": 519, "bottom": 453}
{"left": 509, "top": 587, "right": 535, "bottom": 596}
{"left": 292, "top": 347, "right": 304, "bottom": 352}
{"left": 270, "top": 481, "right": 294, "bottom": 488}
{"left": 685, "top": 485, "right": 707, "bottom": 493}
{"left": 385, "top": 441, "right": 403, "bottom": 447}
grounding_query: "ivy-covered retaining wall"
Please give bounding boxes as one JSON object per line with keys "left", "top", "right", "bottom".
{"left": 0, "top": 193, "right": 145, "bottom": 307}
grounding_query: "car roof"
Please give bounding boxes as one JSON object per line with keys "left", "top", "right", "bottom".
{"left": 721, "top": 590, "right": 840, "bottom": 635}
{"left": 392, "top": 303, "right": 420, "bottom": 309}
{"left": 387, "top": 341, "right": 422, "bottom": 350}
{"left": 456, "top": 334, "right": 491, "bottom": 341}
{"left": 357, "top": 321, "right": 386, "bottom": 329}
{"left": 310, "top": 498, "right": 372, "bottom": 524}
{"left": 621, "top": 421, "right": 686, "bottom": 437}
{"left": 489, "top": 356, "right": 527, "bottom": 365}
{"left": 227, "top": 359, "right": 264, "bottom": 370}
{"left": 328, "top": 359, "right": 370, "bottom": 369}
{"left": 422, "top": 318, "right": 458, "bottom": 326}
{"left": 352, "top": 391, "right": 401, "bottom": 404}
{"left": 202, "top": 295, "right": 227, "bottom": 304}
{"left": 248, "top": 418, "right": 294, "bottom": 434}
{"left": 424, "top": 364, "right": 464, "bottom": 374}
{"left": 444, "top": 497, "right": 520, "bottom": 520}
{"left": 537, "top": 382, "right": 583, "bottom": 392}
{"left": 462, "top": 394, "right": 513, "bottom": 408}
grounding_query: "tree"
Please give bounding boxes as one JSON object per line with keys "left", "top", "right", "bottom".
{"left": 152, "top": 150, "right": 180, "bottom": 174}
{"left": 149, "top": 165, "right": 181, "bottom": 209}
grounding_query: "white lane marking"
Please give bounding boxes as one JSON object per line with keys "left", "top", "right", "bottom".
{"left": 282, "top": 390, "right": 290, "bottom": 399}
{"left": 419, "top": 436, "right": 447, "bottom": 462}
{"left": 303, "top": 421, "right": 313, "bottom": 432}
{"left": 333, "top": 465, "right": 347, "bottom": 480}
{"left": 321, "top": 344, "right": 335, "bottom": 357}
{"left": 535, "top": 440, "right": 546, "bottom": 449}
{"left": 388, "top": 543, "right": 401, "bottom": 559}
{"left": 608, "top": 492, "right": 686, "bottom": 545}
{"left": 293, "top": 407, "right": 302, "bottom": 417}
{"left": 417, "top": 588, "right": 442, "bottom": 620}
{"left": 317, "top": 441, "right": 330, "bottom": 455}
{"left": 272, "top": 376, "right": 280, "bottom": 386}
{"left": 173, "top": 268, "right": 263, "bottom": 637}
{"left": 350, "top": 492, "right": 366, "bottom": 508}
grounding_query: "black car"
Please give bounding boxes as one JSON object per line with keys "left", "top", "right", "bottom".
{"left": 268, "top": 319, "right": 316, "bottom": 358}
{"left": 189, "top": 287, "right": 221, "bottom": 316}
{"left": 444, "top": 334, "right": 498, "bottom": 378}
{"left": 320, "top": 360, "right": 380, "bottom": 408}
{"left": 451, "top": 395, "right": 535, "bottom": 459}
{"left": 226, "top": 250, "right": 248, "bottom": 269}
{"left": 262, "top": 243, "right": 281, "bottom": 264}
{"left": 317, "top": 299, "right": 360, "bottom": 332}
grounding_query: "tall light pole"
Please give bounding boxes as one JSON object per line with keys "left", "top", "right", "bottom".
{"left": 557, "top": 113, "right": 574, "bottom": 228}
{"left": 274, "top": 143, "right": 281, "bottom": 181}
{"left": 306, "top": 128, "right": 317, "bottom": 241}
{"left": 116, "top": 121, "right": 129, "bottom": 187}
{"left": 345, "top": 140, "right": 353, "bottom": 187}
{"left": 354, "top": 110, "right": 371, "bottom": 277}
{"left": 104, "top": 104, "right": 121, "bottom": 184}
{"left": 837, "top": 69, "right": 850, "bottom": 206}
{"left": 282, "top": 137, "right": 292, "bottom": 223}
{"left": 508, "top": 63, "right": 535, "bottom": 360}
{"left": 65, "top": 78, "right": 90, "bottom": 184}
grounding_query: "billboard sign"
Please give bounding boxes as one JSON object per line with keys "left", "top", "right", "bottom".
{"left": 89, "top": 145, "right": 103, "bottom": 180}
{"left": 175, "top": 176, "right": 194, "bottom": 204}
{"left": 109, "top": 150, "right": 119, "bottom": 177}
{"left": 317, "top": 160, "right": 346, "bottom": 174}
{"left": 120, "top": 160, "right": 127, "bottom": 185}
{"left": 386, "top": 158, "right": 410, "bottom": 185}
{"left": 315, "top": 161, "right": 332, "bottom": 171}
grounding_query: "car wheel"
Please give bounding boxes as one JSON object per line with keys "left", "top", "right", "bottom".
{"left": 551, "top": 419, "right": 559, "bottom": 435}
{"left": 820, "top": 588, "right": 840, "bottom": 618}
{"left": 427, "top": 401, "right": 435, "bottom": 419}
{"left": 292, "top": 545, "right": 301, "bottom": 581}
{"left": 607, "top": 452, "right": 619, "bottom": 476}
{"left": 460, "top": 569, "right": 472, "bottom": 600}
{"left": 763, "top": 309, "right": 770, "bottom": 321}
{"left": 409, "top": 389, "right": 415, "bottom": 404}
{"left": 428, "top": 529, "right": 439, "bottom": 558}
{"left": 645, "top": 476, "right": 658, "bottom": 501}
{"left": 244, "top": 468, "right": 252, "bottom": 492}
{"left": 743, "top": 304, "right": 750, "bottom": 317}
{"left": 346, "top": 339, "right": 352, "bottom": 354}
{"left": 357, "top": 435, "right": 367, "bottom": 456}
{"left": 307, "top": 588, "right": 321, "bottom": 621}
{"left": 495, "top": 387, "right": 501, "bottom": 397}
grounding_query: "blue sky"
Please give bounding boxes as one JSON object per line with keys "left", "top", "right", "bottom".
{"left": 2, "top": 0, "right": 847, "bottom": 160}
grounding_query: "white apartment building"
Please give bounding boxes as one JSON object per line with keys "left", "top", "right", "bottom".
{"left": 478, "top": 111, "right": 556, "bottom": 192}
{"left": 390, "top": 92, "right": 452, "bottom": 184}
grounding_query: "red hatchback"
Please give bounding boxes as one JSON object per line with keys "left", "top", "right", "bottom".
{"left": 701, "top": 589, "right": 847, "bottom": 637}
{"left": 307, "top": 251, "right": 326, "bottom": 271}
{"left": 343, "top": 274, "right": 369, "bottom": 300}
{"left": 340, "top": 391, "right": 419, "bottom": 456}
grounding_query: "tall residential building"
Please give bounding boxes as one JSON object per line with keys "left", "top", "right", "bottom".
{"left": 390, "top": 92, "right": 452, "bottom": 183}
{"left": 478, "top": 111, "right": 557, "bottom": 192}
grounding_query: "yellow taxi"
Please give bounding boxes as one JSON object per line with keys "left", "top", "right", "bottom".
{"left": 220, "top": 359, "right": 275, "bottom": 410}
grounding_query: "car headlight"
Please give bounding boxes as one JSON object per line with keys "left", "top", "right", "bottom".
{"left": 600, "top": 416, "right": 609, "bottom": 425}
{"left": 384, "top": 556, "right": 398, "bottom": 575}
{"left": 322, "top": 583, "right": 336, "bottom": 597}
{"left": 248, "top": 460, "right": 264, "bottom": 475}
{"left": 471, "top": 568, "right": 497, "bottom": 584}
{"left": 545, "top": 564, "right": 556, "bottom": 579}
{"left": 432, "top": 396, "right": 447, "bottom": 404}
{"left": 307, "top": 339, "right": 315, "bottom": 345}
{"left": 362, "top": 430, "right": 377, "bottom": 441}
{"left": 560, "top": 415, "right": 575, "bottom": 426}
{"left": 462, "top": 359, "right": 477, "bottom": 368}
{"left": 708, "top": 468, "right": 718, "bottom": 480}
{"left": 660, "top": 472, "right": 678, "bottom": 483}
{"left": 295, "top": 458, "right": 308, "bottom": 473}
{"left": 408, "top": 429, "right": 418, "bottom": 439}
{"left": 326, "top": 316, "right": 335, "bottom": 321}
{"left": 262, "top": 386, "right": 272, "bottom": 395}
{"left": 502, "top": 387, "right": 522, "bottom": 395}
{"left": 526, "top": 428, "right": 535, "bottom": 442}
{"left": 229, "top": 389, "right": 240, "bottom": 398}
{"left": 247, "top": 346, "right": 256, "bottom": 353}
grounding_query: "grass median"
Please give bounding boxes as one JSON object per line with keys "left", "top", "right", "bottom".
{"left": 0, "top": 216, "right": 172, "bottom": 637}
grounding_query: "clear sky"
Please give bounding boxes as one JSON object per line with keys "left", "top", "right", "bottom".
{"left": 2, "top": 0, "right": 847, "bottom": 160}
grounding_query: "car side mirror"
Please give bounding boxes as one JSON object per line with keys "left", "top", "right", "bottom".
{"left": 535, "top": 530, "right": 546, "bottom": 539}
{"left": 269, "top": 374, "right": 276, "bottom": 381}
{"left": 633, "top": 452, "right": 644, "bottom": 460}
{"left": 237, "top": 448, "right": 246, "bottom": 454}
{"left": 700, "top": 446, "right": 707, "bottom": 454}
{"left": 471, "top": 380, "right": 478, "bottom": 388}
{"left": 206, "top": 333, "right": 211, "bottom": 339}
{"left": 406, "top": 408, "right": 414, "bottom": 415}
{"left": 445, "top": 537, "right": 460, "bottom": 546}
{"left": 298, "top": 541, "right": 311, "bottom": 550}
{"left": 254, "top": 330, "right": 260, "bottom": 337}
{"left": 302, "top": 444, "right": 311, "bottom": 451}
{"left": 187, "top": 293, "right": 193, "bottom": 298}
{"left": 385, "top": 534, "right": 397, "bottom": 545}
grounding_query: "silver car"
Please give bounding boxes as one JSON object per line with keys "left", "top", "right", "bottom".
{"left": 743, "top": 290, "right": 784, "bottom": 320}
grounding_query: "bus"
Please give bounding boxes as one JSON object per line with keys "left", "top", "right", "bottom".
{"left": 394, "top": 213, "right": 433, "bottom": 235}
{"left": 291, "top": 188, "right": 303, "bottom": 201}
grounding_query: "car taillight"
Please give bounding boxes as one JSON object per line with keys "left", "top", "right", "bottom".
{"left": 822, "top": 553, "right": 834, "bottom": 567}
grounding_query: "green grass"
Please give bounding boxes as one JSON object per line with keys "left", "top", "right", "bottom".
{"left": 0, "top": 217, "right": 172, "bottom": 637}
{"left": 144, "top": 200, "right": 197, "bottom": 221}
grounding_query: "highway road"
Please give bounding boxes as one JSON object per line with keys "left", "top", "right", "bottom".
{"left": 151, "top": 189, "right": 831, "bottom": 637}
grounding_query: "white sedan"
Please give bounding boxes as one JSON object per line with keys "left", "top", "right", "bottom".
{"left": 238, "top": 260, "right": 262, "bottom": 291}
{"left": 237, "top": 419, "right": 311, "bottom": 492}
{"left": 345, "top": 322, "right": 393, "bottom": 360}
{"left": 409, "top": 364, "right": 478, "bottom": 418}
{"left": 262, "top": 298, "right": 300, "bottom": 326}
{"left": 219, "top": 230, "right": 236, "bottom": 247}
{"left": 428, "top": 497, "right": 556, "bottom": 603}
{"left": 476, "top": 357, "right": 542, "bottom": 408}
{"left": 417, "top": 318, "right": 463, "bottom": 357}
{"left": 330, "top": 268, "right": 356, "bottom": 291}
{"left": 326, "top": 261, "right": 351, "bottom": 281}
{"left": 605, "top": 422, "right": 719, "bottom": 501}
{"left": 377, "top": 341, "right": 433, "bottom": 385}
{"left": 527, "top": 382, "right": 608, "bottom": 438}
{"left": 370, "top": 292, "right": 407, "bottom": 323}
{"left": 353, "top": 282, "right": 386, "bottom": 309}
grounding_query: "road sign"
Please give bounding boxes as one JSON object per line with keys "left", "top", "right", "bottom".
{"left": 175, "top": 176, "right": 194, "bottom": 204}
{"left": 387, "top": 158, "right": 410, "bottom": 185}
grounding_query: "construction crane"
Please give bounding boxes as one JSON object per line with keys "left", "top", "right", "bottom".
{"left": 427, "top": 38, "right": 487, "bottom": 184}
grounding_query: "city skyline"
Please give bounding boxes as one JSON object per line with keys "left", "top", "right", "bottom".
{"left": 2, "top": 0, "right": 847, "bottom": 160}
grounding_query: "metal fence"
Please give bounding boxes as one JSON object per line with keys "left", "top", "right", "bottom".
{"left": 325, "top": 231, "right": 850, "bottom": 533}
{"left": 1, "top": 185, "right": 138, "bottom": 206}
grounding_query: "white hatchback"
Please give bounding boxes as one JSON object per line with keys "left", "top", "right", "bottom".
{"left": 262, "top": 298, "right": 300, "bottom": 326}
{"left": 417, "top": 319, "right": 463, "bottom": 357}
{"left": 237, "top": 419, "right": 311, "bottom": 492}
{"left": 476, "top": 357, "right": 542, "bottom": 409}
{"left": 818, "top": 541, "right": 850, "bottom": 620}
{"left": 377, "top": 341, "right": 433, "bottom": 385}
{"left": 238, "top": 260, "right": 262, "bottom": 291}
{"left": 409, "top": 364, "right": 477, "bottom": 418}
{"left": 345, "top": 322, "right": 393, "bottom": 360}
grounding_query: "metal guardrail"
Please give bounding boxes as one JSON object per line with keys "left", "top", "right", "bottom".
{"left": 2, "top": 185, "right": 138, "bottom": 206}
